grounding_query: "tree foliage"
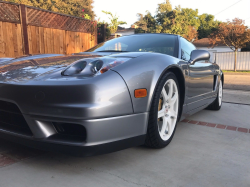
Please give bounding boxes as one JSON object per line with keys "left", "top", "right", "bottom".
{"left": 134, "top": 13, "right": 148, "bottom": 31}
{"left": 6, "top": 0, "right": 95, "bottom": 18}
{"left": 135, "top": 0, "right": 201, "bottom": 41}
{"left": 209, "top": 18, "right": 250, "bottom": 71}
{"left": 134, "top": 11, "right": 156, "bottom": 33}
{"left": 198, "top": 14, "right": 220, "bottom": 39}
{"left": 209, "top": 18, "right": 250, "bottom": 51}
{"left": 134, "top": 0, "right": 220, "bottom": 42}
{"left": 101, "top": 11, "right": 127, "bottom": 34}
{"left": 183, "top": 26, "right": 198, "bottom": 42}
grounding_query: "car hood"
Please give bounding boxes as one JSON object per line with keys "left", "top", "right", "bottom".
{"left": 0, "top": 52, "right": 146, "bottom": 84}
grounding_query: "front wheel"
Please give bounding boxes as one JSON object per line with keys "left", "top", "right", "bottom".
{"left": 145, "top": 72, "right": 180, "bottom": 148}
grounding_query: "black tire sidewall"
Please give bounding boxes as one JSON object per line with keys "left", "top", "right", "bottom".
{"left": 147, "top": 72, "right": 180, "bottom": 148}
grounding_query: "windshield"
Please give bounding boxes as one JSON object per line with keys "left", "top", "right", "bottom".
{"left": 86, "top": 34, "right": 178, "bottom": 58}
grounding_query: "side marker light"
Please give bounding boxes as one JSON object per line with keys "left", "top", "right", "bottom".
{"left": 135, "top": 89, "right": 147, "bottom": 98}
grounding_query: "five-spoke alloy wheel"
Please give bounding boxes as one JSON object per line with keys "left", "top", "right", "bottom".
{"left": 157, "top": 79, "right": 179, "bottom": 141}
{"left": 145, "top": 72, "right": 180, "bottom": 148}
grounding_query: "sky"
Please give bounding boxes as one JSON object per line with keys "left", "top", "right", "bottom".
{"left": 93, "top": 0, "right": 250, "bottom": 28}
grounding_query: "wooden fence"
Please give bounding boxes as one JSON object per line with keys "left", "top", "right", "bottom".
{"left": 0, "top": 1, "right": 97, "bottom": 58}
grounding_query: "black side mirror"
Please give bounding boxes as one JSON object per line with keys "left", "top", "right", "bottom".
{"left": 188, "top": 50, "right": 210, "bottom": 65}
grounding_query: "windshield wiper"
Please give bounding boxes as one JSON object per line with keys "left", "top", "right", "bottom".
{"left": 96, "top": 50, "right": 130, "bottom": 52}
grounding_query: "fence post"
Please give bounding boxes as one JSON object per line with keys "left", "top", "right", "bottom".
{"left": 95, "top": 21, "right": 98, "bottom": 46}
{"left": 19, "top": 4, "right": 29, "bottom": 55}
{"left": 97, "top": 24, "right": 106, "bottom": 44}
{"left": 102, "top": 24, "right": 106, "bottom": 42}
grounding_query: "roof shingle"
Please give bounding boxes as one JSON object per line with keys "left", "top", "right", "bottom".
{"left": 193, "top": 38, "right": 227, "bottom": 47}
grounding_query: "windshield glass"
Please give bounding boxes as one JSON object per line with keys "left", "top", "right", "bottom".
{"left": 86, "top": 34, "right": 178, "bottom": 57}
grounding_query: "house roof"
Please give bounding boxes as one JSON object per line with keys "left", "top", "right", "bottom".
{"left": 193, "top": 38, "right": 227, "bottom": 47}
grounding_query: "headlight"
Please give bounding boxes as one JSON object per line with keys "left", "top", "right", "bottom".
{"left": 61, "top": 57, "right": 131, "bottom": 76}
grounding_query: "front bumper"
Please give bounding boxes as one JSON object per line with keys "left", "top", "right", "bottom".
{"left": 0, "top": 112, "right": 148, "bottom": 156}
{"left": 0, "top": 132, "right": 146, "bottom": 157}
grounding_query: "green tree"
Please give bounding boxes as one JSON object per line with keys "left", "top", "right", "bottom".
{"left": 134, "top": 13, "right": 148, "bottom": 32}
{"left": 135, "top": 0, "right": 200, "bottom": 41}
{"left": 134, "top": 11, "right": 157, "bottom": 33}
{"left": 133, "top": 0, "right": 225, "bottom": 42}
{"left": 155, "top": 1, "right": 200, "bottom": 41}
{"left": 102, "top": 11, "right": 127, "bottom": 34}
{"left": 5, "top": 0, "right": 95, "bottom": 18}
{"left": 198, "top": 14, "right": 220, "bottom": 39}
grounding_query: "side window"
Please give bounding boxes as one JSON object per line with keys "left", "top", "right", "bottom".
{"left": 180, "top": 37, "right": 196, "bottom": 61}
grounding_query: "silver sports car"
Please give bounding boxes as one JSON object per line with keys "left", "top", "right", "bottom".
{"left": 0, "top": 34, "right": 223, "bottom": 156}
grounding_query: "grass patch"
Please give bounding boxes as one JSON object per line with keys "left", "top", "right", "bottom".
{"left": 223, "top": 70, "right": 250, "bottom": 73}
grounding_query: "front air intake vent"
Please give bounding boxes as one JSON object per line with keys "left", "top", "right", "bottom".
{"left": 0, "top": 100, "right": 32, "bottom": 136}
{"left": 0, "top": 100, "right": 22, "bottom": 114}
{"left": 50, "top": 122, "right": 87, "bottom": 143}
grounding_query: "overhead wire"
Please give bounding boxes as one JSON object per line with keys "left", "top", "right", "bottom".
{"left": 215, "top": 0, "right": 244, "bottom": 16}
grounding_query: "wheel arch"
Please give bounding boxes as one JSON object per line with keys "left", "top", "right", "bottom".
{"left": 148, "top": 65, "right": 186, "bottom": 122}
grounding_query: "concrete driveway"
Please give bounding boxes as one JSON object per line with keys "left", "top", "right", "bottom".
{"left": 0, "top": 89, "right": 250, "bottom": 187}
{"left": 224, "top": 72, "right": 250, "bottom": 91}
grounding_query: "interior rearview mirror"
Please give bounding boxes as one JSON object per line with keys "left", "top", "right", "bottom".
{"left": 188, "top": 50, "right": 210, "bottom": 65}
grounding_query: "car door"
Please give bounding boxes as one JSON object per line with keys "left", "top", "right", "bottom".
{"left": 180, "top": 37, "right": 216, "bottom": 113}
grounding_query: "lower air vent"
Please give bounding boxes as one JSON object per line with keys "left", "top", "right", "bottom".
{"left": 49, "top": 122, "right": 86, "bottom": 143}
{"left": 0, "top": 101, "right": 32, "bottom": 136}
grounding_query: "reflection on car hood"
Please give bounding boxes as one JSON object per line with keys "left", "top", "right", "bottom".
{"left": 0, "top": 53, "right": 102, "bottom": 84}
{"left": 0, "top": 52, "right": 147, "bottom": 84}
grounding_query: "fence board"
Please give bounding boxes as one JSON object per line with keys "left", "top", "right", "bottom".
{"left": 3, "top": 22, "right": 13, "bottom": 57}
{"left": 0, "top": 21, "right": 4, "bottom": 56}
{"left": 81, "top": 33, "right": 84, "bottom": 52}
{"left": 48, "top": 28, "right": 52, "bottom": 53}
{"left": 31, "top": 26, "right": 37, "bottom": 53}
{"left": 39, "top": 27, "right": 44, "bottom": 54}
{"left": 35, "top": 26, "right": 40, "bottom": 54}
{"left": 52, "top": 29, "right": 58, "bottom": 54}
{"left": 16, "top": 23, "right": 23, "bottom": 56}
{"left": 70, "top": 31, "right": 74, "bottom": 54}
{"left": 12, "top": 23, "right": 18, "bottom": 57}
{"left": 27, "top": 25, "right": 32, "bottom": 54}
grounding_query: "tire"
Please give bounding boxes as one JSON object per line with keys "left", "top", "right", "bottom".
{"left": 145, "top": 72, "right": 180, "bottom": 149}
{"left": 206, "top": 79, "right": 223, "bottom": 111}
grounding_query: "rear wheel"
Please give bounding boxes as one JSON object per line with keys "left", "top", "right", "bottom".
{"left": 206, "top": 79, "right": 223, "bottom": 110}
{"left": 145, "top": 72, "right": 180, "bottom": 148}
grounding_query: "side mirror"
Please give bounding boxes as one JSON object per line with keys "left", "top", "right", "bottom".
{"left": 188, "top": 50, "right": 210, "bottom": 65}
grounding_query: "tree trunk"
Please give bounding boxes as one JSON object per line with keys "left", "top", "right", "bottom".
{"left": 234, "top": 50, "right": 237, "bottom": 72}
